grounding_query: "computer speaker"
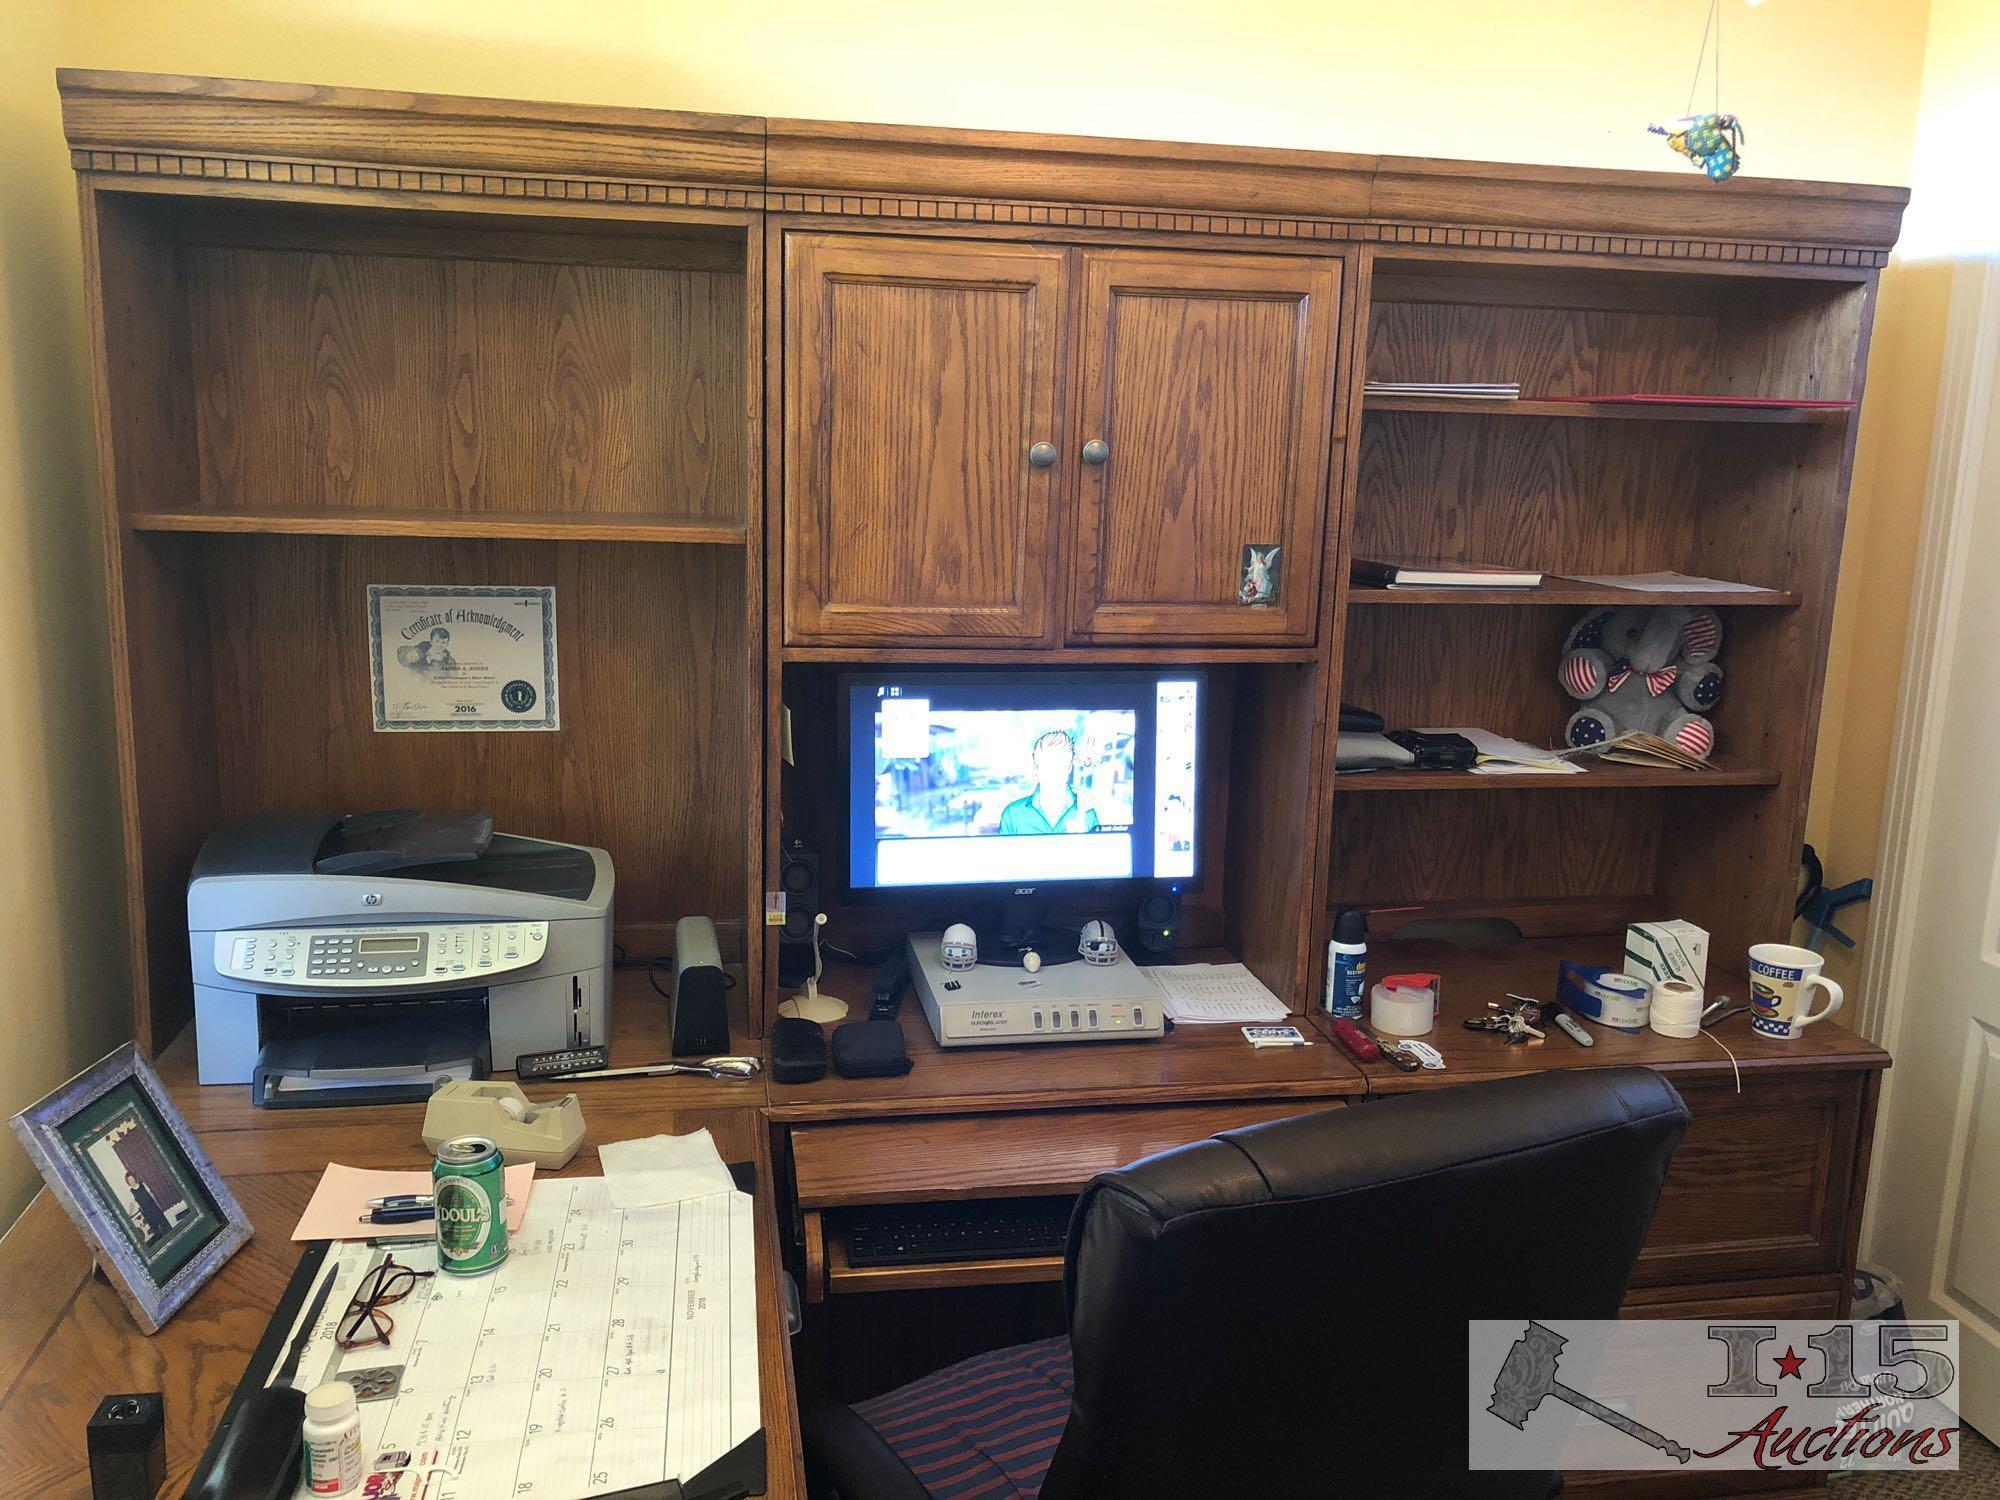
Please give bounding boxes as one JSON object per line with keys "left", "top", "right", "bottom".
{"left": 776, "top": 837, "right": 821, "bottom": 987}
{"left": 671, "top": 916, "right": 731, "bottom": 1056}
{"left": 1133, "top": 884, "right": 1181, "bottom": 959}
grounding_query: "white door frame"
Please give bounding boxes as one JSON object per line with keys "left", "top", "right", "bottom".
{"left": 1858, "top": 254, "right": 2000, "bottom": 1264}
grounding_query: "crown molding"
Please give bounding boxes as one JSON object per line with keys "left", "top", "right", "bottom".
{"left": 57, "top": 70, "right": 1906, "bottom": 263}
{"left": 58, "top": 69, "right": 765, "bottom": 192}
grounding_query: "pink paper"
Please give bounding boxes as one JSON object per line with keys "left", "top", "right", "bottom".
{"left": 292, "top": 1161, "right": 536, "bottom": 1241}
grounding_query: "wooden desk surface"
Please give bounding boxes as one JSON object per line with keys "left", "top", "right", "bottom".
{"left": 762, "top": 941, "right": 1886, "bottom": 1122}
{"left": 0, "top": 971, "right": 805, "bottom": 1500}
{"left": 765, "top": 959, "right": 1368, "bottom": 1121}
{"left": 1325, "top": 935, "right": 1890, "bottom": 1092}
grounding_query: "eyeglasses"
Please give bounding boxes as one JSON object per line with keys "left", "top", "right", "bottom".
{"left": 336, "top": 1256, "right": 435, "bottom": 1350}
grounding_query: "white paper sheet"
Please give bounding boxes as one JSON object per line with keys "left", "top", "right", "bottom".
{"left": 599, "top": 1129, "right": 740, "bottom": 1209}
{"left": 1560, "top": 571, "right": 1772, "bottom": 593}
{"left": 274, "top": 1177, "right": 758, "bottom": 1499}
{"left": 1417, "top": 728, "right": 1583, "bottom": 776}
{"left": 1143, "top": 963, "right": 1290, "bottom": 1023}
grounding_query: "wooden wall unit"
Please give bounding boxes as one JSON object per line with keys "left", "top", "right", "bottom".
{"left": 62, "top": 71, "right": 1902, "bottom": 1495}
{"left": 60, "top": 69, "right": 1902, "bottom": 1048}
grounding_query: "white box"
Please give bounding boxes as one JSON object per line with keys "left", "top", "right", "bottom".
{"left": 1624, "top": 920, "right": 1710, "bottom": 990}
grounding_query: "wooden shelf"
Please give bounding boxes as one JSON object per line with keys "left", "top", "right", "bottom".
{"left": 127, "top": 507, "right": 748, "bottom": 545}
{"left": 1336, "top": 752, "right": 1778, "bottom": 792}
{"left": 1348, "top": 582, "right": 1799, "bottom": 608}
{"left": 1362, "top": 396, "right": 1851, "bottom": 425}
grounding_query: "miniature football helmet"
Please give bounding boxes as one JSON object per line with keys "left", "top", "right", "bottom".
{"left": 1078, "top": 919, "right": 1120, "bottom": 966}
{"left": 940, "top": 923, "right": 978, "bottom": 971}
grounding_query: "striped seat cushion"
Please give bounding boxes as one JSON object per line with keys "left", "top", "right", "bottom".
{"left": 852, "top": 1336, "right": 1074, "bottom": 1499}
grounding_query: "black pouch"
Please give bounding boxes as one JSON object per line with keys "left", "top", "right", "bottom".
{"left": 770, "top": 1016, "right": 828, "bottom": 1083}
{"left": 830, "top": 1017, "right": 913, "bottom": 1079}
{"left": 1385, "top": 728, "right": 1479, "bottom": 771}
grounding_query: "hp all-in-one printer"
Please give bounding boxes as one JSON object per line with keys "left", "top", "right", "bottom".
{"left": 187, "top": 809, "right": 613, "bottom": 1106}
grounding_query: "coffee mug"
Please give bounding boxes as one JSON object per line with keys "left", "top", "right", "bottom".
{"left": 1747, "top": 943, "right": 1844, "bottom": 1039}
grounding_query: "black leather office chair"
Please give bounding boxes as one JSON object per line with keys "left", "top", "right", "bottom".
{"left": 802, "top": 1067, "right": 1691, "bottom": 1500}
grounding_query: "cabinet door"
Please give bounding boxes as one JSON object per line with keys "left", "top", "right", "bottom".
{"left": 1628, "top": 1073, "right": 1865, "bottom": 1289}
{"left": 785, "top": 234, "right": 1068, "bottom": 644}
{"left": 1068, "top": 251, "right": 1340, "bottom": 642}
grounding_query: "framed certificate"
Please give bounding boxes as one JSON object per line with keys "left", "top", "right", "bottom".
{"left": 367, "top": 585, "right": 559, "bottom": 731}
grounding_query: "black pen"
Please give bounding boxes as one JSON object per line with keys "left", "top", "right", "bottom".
{"left": 359, "top": 1206, "right": 435, "bottom": 1225}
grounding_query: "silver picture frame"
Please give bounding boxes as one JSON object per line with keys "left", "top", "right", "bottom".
{"left": 9, "top": 1042, "right": 251, "bottom": 1334}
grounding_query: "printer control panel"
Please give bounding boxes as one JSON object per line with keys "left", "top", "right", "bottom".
{"left": 215, "top": 923, "right": 549, "bottom": 988}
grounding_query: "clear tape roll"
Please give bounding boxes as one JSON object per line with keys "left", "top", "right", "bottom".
{"left": 1649, "top": 978, "right": 1705, "bottom": 1038}
{"left": 1370, "top": 983, "right": 1436, "bottom": 1037}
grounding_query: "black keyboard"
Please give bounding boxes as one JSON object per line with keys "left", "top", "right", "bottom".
{"left": 841, "top": 1196, "right": 1075, "bottom": 1267}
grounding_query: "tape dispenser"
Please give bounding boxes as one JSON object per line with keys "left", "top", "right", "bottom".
{"left": 421, "top": 1081, "right": 586, "bottom": 1170}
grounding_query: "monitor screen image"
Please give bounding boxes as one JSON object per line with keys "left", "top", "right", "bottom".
{"left": 843, "top": 671, "right": 1201, "bottom": 891}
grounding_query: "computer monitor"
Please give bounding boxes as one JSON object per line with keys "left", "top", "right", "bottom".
{"left": 840, "top": 669, "right": 1203, "bottom": 895}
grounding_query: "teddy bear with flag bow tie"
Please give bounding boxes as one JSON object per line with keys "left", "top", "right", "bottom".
{"left": 1558, "top": 604, "right": 1723, "bottom": 759}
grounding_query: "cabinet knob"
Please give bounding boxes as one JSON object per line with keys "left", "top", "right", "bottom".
{"left": 1028, "top": 441, "right": 1057, "bottom": 469}
{"left": 1082, "top": 439, "right": 1111, "bottom": 466}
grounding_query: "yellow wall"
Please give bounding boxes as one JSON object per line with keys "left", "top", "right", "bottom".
{"left": 0, "top": 4, "right": 132, "bottom": 1226}
{"left": 1807, "top": 0, "right": 2000, "bottom": 1011}
{"left": 0, "top": 1, "right": 1968, "bottom": 1224}
{"left": 42, "top": 0, "right": 1942, "bottom": 178}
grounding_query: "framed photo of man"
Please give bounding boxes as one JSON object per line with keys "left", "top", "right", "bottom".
{"left": 9, "top": 1043, "right": 250, "bottom": 1333}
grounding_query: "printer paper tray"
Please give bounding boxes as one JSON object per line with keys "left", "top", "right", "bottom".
{"left": 252, "top": 1008, "right": 490, "bottom": 1109}
{"left": 260, "top": 1063, "right": 477, "bottom": 1107}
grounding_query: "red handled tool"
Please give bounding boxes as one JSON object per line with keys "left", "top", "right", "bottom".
{"left": 1330, "top": 1018, "right": 1380, "bottom": 1063}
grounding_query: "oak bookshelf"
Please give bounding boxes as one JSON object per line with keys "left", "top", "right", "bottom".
{"left": 72, "top": 173, "right": 766, "bottom": 1051}
{"left": 1325, "top": 251, "right": 1875, "bottom": 988}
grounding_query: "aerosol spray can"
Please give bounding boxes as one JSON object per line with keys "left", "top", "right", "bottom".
{"left": 1325, "top": 908, "right": 1368, "bottom": 1019}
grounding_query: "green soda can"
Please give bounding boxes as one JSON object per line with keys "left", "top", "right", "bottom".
{"left": 433, "top": 1135, "right": 508, "bottom": 1275}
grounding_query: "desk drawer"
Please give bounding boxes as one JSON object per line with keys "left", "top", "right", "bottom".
{"left": 790, "top": 1098, "right": 1340, "bottom": 1208}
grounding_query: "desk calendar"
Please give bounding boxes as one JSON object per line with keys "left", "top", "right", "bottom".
{"left": 271, "top": 1178, "right": 759, "bottom": 1499}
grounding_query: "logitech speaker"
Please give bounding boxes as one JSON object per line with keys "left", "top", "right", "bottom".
{"left": 671, "top": 916, "right": 731, "bottom": 1056}
{"left": 1133, "top": 883, "right": 1182, "bottom": 959}
{"left": 776, "top": 837, "right": 820, "bottom": 987}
